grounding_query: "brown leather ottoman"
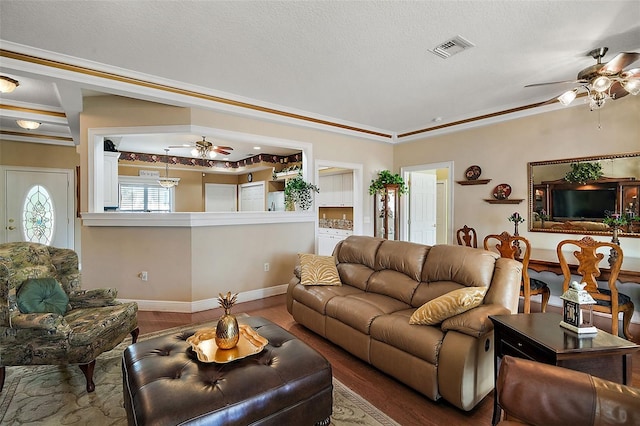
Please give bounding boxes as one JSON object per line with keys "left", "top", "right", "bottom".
{"left": 122, "top": 316, "right": 332, "bottom": 426}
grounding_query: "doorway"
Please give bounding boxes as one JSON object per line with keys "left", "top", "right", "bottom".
{"left": 401, "top": 162, "right": 453, "bottom": 245}
{"left": 1, "top": 166, "right": 75, "bottom": 248}
{"left": 314, "top": 160, "right": 364, "bottom": 253}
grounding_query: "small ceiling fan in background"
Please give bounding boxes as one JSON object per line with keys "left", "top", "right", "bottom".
{"left": 169, "top": 136, "right": 234, "bottom": 159}
{"left": 526, "top": 47, "right": 640, "bottom": 110}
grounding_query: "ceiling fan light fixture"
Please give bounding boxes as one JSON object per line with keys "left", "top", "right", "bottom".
{"left": 16, "top": 120, "right": 41, "bottom": 130}
{"left": 208, "top": 150, "right": 217, "bottom": 159}
{"left": 592, "top": 76, "right": 613, "bottom": 93}
{"left": 622, "top": 78, "right": 640, "bottom": 95}
{"left": 557, "top": 89, "right": 577, "bottom": 106}
{"left": 0, "top": 76, "right": 19, "bottom": 93}
{"left": 191, "top": 148, "right": 199, "bottom": 157}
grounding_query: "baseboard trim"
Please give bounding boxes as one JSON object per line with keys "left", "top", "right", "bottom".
{"left": 119, "top": 284, "right": 289, "bottom": 313}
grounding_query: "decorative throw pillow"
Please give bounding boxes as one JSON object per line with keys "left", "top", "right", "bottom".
{"left": 17, "top": 278, "right": 69, "bottom": 315}
{"left": 298, "top": 253, "right": 341, "bottom": 286}
{"left": 409, "top": 286, "right": 487, "bottom": 325}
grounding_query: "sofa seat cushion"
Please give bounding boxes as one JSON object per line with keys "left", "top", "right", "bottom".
{"left": 65, "top": 303, "right": 138, "bottom": 346}
{"left": 291, "top": 283, "right": 362, "bottom": 314}
{"left": 370, "top": 310, "right": 443, "bottom": 364}
{"left": 326, "top": 293, "right": 410, "bottom": 334}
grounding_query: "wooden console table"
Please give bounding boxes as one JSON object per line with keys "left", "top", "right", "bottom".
{"left": 489, "top": 313, "right": 639, "bottom": 425}
{"left": 528, "top": 258, "right": 640, "bottom": 283}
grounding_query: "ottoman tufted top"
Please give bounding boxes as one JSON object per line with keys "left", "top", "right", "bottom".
{"left": 122, "top": 316, "right": 333, "bottom": 426}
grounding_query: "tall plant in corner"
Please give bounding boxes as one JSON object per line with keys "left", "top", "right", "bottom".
{"left": 285, "top": 172, "right": 319, "bottom": 211}
{"left": 368, "top": 170, "right": 408, "bottom": 196}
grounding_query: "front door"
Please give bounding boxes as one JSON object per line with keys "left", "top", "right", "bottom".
{"left": 2, "top": 167, "right": 74, "bottom": 248}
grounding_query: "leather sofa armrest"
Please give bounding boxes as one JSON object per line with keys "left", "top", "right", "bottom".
{"left": 441, "top": 304, "right": 510, "bottom": 337}
{"left": 69, "top": 288, "right": 118, "bottom": 308}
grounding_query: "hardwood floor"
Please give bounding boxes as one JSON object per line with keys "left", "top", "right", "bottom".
{"left": 137, "top": 295, "right": 640, "bottom": 426}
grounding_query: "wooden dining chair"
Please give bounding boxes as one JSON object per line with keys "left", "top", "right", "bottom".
{"left": 483, "top": 231, "right": 550, "bottom": 314}
{"left": 557, "top": 236, "right": 634, "bottom": 340}
{"left": 456, "top": 225, "right": 478, "bottom": 248}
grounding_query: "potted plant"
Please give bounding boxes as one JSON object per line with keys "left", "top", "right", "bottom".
{"left": 564, "top": 162, "right": 603, "bottom": 184}
{"left": 368, "top": 170, "right": 408, "bottom": 195}
{"left": 284, "top": 173, "right": 319, "bottom": 211}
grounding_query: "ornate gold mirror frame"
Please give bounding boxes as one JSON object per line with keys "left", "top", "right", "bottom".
{"left": 528, "top": 152, "right": 640, "bottom": 238}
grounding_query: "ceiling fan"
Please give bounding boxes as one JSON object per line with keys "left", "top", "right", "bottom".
{"left": 526, "top": 47, "right": 640, "bottom": 110}
{"left": 169, "top": 136, "right": 233, "bottom": 159}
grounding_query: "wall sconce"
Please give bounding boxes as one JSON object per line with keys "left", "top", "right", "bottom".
{"left": 560, "top": 281, "right": 597, "bottom": 336}
{"left": 16, "top": 120, "right": 42, "bottom": 130}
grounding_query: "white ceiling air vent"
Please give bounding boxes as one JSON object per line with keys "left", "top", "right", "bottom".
{"left": 429, "top": 35, "right": 475, "bottom": 59}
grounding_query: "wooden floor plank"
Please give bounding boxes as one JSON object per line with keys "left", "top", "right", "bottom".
{"left": 137, "top": 295, "right": 640, "bottom": 426}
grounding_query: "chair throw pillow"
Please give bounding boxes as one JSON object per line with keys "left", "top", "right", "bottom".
{"left": 17, "top": 278, "right": 69, "bottom": 315}
{"left": 410, "top": 286, "right": 487, "bottom": 325}
{"left": 298, "top": 253, "right": 341, "bottom": 286}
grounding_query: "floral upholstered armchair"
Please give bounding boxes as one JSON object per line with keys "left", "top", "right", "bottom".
{"left": 0, "top": 242, "right": 139, "bottom": 393}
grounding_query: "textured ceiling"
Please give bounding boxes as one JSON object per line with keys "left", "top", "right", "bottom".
{"left": 1, "top": 1, "right": 639, "bottom": 151}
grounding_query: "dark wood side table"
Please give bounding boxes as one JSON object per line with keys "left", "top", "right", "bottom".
{"left": 489, "top": 312, "right": 639, "bottom": 426}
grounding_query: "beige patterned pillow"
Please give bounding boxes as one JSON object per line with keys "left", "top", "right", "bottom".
{"left": 409, "top": 287, "right": 487, "bottom": 325}
{"left": 298, "top": 254, "right": 341, "bottom": 286}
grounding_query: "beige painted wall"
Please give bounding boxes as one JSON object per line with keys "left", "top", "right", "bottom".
{"left": 394, "top": 95, "right": 640, "bottom": 258}
{"left": 76, "top": 95, "right": 391, "bottom": 305}
{"left": 0, "top": 140, "right": 79, "bottom": 168}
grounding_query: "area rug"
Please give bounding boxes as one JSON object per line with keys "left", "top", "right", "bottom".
{"left": 0, "top": 322, "right": 399, "bottom": 426}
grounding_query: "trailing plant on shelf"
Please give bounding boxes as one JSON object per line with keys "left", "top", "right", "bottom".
{"left": 284, "top": 173, "right": 319, "bottom": 211}
{"left": 368, "top": 170, "right": 408, "bottom": 196}
{"left": 564, "top": 162, "right": 603, "bottom": 184}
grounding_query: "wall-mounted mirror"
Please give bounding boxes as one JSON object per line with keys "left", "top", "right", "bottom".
{"left": 528, "top": 152, "right": 640, "bottom": 238}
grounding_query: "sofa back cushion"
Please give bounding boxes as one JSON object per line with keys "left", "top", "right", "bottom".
{"left": 335, "top": 236, "right": 384, "bottom": 270}
{"left": 334, "top": 236, "right": 385, "bottom": 291}
{"left": 375, "top": 240, "right": 430, "bottom": 281}
{"left": 421, "top": 245, "right": 498, "bottom": 287}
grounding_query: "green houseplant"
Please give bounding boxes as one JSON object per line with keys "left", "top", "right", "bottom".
{"left": 564, "top": 162, "right": 603, "bottom": 184}
{"left": 368, "top": 170, "right": 408, "bottom": 195}
{"left": 284, "top": 173, "right": 319, "bottom": 211}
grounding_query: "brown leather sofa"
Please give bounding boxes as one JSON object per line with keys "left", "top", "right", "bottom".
{"left": 286, "top": 236, "right": 522, "bottom": 411}
{"left": 496, "top": 355, "right": 640, "bottom": 425}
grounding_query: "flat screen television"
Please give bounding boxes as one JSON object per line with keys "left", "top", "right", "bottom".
{"left": 551, "top": 188, "right": 616, "bottom": 220}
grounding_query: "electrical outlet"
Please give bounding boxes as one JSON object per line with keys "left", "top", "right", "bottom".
{"left": 139, "top": 271, "right": 148, "bottom": 281}
{"left": 264, "top": 263, "right": 270, "bottom": 272}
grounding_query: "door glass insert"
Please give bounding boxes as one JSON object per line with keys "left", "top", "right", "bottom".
{"left": 23, "top": 185, "right": 55, "bottom": 244}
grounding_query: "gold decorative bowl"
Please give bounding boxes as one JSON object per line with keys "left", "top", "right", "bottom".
{"left": 186, "top": 324, "right": 268, "bottom": 363}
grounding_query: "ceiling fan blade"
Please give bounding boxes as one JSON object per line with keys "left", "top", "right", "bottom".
{"left": 214, "top": 146, "right": 233, "bottom": 151}
{"left": 214, "top": 149, "right": 232, "bottom": 156}
{"left": 525, "top": 79, "right": 587, "bottom": 88}
{"left": 609, "top": 81, "right": 630, "bottom": 100}
{"left": 621, "top": 68, "right": 640, "bottom": 78}
{"left": 599, "top": 52, "right": 640, "bottom": 75}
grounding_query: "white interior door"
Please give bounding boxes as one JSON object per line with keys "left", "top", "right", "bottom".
{"left": 205, "top": 183, "right": 237, "bottom": 212}
{"left": 2, "top": 167, "right": 74, "bottom": 248}
{"left": 408, "top": 172, "right": 437, "bottom": 245}
{"left": 239, "top": 182, "right": 265, "bottom": 212}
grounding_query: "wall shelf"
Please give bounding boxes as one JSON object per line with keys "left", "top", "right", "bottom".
{"left": 457, "top": 179, "right": 492, "bottom": 186}
{"left": 484, "top": 199, "right": 524, "bottom": 204}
